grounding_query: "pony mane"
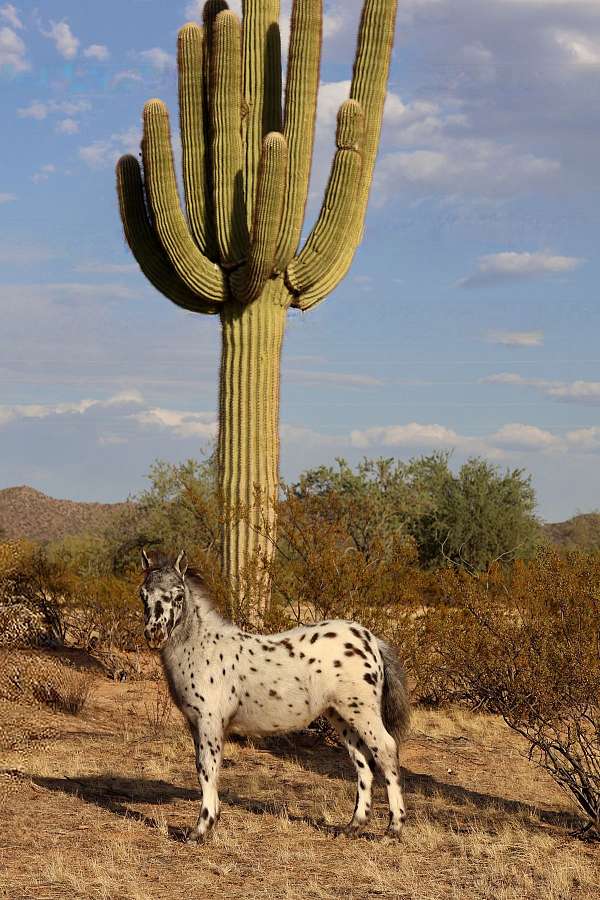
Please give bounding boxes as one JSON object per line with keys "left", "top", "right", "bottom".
{"left": 185, "top": 568, "right": 214, "bottom": 606}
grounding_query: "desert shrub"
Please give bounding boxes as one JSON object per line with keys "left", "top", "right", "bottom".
{"left": 142, "top": 681, "right": 174, "bottom": 736}
{"left": 254, "top": 488, "right": 428, "bottom": 641}
{"left": 0, "top": 649, "right": 94, "bottom": 716}
{"left": 46, "top": 532, "right": 114, "bottom": 578}
{"left": 62, "top": 573, "right": 143, "bottom": 653}
{"left": 0, "top": 540, "right": 68, "bottom": 647}
{"left": 416, "top": 550, "right": 600, "bottom": 835}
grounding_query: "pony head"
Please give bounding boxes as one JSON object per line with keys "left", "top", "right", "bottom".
{"left": 140, "top": 550, "right": 188, "bottom": 649}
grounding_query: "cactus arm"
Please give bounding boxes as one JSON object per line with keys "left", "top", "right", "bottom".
{"left": 142, "top": 99, "right": 227, "bottom": 303}
{"left": 274, "top": 0, "right": 322, "bottom": 271}
{"left": 116, "top": 155, "right": 220, "bottom": 315}
{"left": 211, "top": 11, "right": 248, "bottom": 267}
{"left": 241, "top": 1, "right": 282, "bottom": 231}
{"left": 288, "top": 0, "right": 397, "bottom": 310}
{"left": 178, "top": 23, "right": 218, "bottom": 261}
{"left": 350, "top": 0, "right": 397, "bottom": 242}
{"left": 232, "top": 132, "right": 288, "bottom": 304}
{"left": 285, "top": 100, "right": 363, "bottom": 309}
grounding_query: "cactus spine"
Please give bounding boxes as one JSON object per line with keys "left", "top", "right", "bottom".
{"left": 116, "top": 0, "right": 398, "bottom": 613}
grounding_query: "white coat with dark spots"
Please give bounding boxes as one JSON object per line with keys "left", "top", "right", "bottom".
{"left": 140, "top": 551, "right": 411, "bottom": 842}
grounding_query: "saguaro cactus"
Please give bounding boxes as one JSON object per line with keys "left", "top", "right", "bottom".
{"left": 116, "top": 0, "right": 397, "bottom": 610}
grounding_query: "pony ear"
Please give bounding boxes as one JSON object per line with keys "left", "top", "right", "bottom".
{"left": 175, "top": 550, "right": 188, "bottom": 577}
{"left": 141, "top": 549, "right": 152, "bottom": 571}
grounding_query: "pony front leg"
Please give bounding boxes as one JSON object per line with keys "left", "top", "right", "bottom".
{"left": 187, "top": 724, "right": 224, "bottom": 843}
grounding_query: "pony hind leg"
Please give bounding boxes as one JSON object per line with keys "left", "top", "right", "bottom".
{"left": 325, "top": 709, "right": 375, "bottom": 836}
{"left": 336, "top": 702, "right": 406, "bottom": 837}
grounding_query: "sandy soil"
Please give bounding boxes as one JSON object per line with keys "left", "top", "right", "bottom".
{"left": 1, "top": 655, "right": 598, "bottom": 900}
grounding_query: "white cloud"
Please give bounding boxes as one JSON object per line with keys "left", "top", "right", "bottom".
{"left": 0, "top": 192, "right": 15, "bottom": 204}
{"left": 459, "top": 251, "right": 583, "bottom": 287}
{"left": 31, "top": 163, "right": 56, "bottom": 184}
{"left": 18, "top": 100, "right": 47, "bottom": 120}
{"left": 554, "top": 30, "right": 600, "bottom": 68}
{"left": 42, "top": 20, "right": 79, "bottom": 60}
{"left": 323, "top": 9, "right": 345, "bottom": 40}
{"left": 490, "top": 423, "right": 560, "bottom": 451}
{"left": 0, "top": 5, "right": 22, "bottom": 30}
{"left": 483, "top": 373, "right": 600, "bottom": 405}
{"left": 139, "top": 47, "right": 175, "bottom": 72}
{"left": 79, "top": 126, "right": 140, "bottom": 169}
{"left": 565, "top": 427, "right": 600, "bottom": 452}
{"left": 56, "top": 118, "right": 79, "bottom": 135}
{"left": 84, "top": 43, "right": 109, "bottom": 61}
{"left": 111, "top": 70, "right": 143, "bottom": 88}
{"left": 104, "top": 390, "right": 144, "bottom": 407}
{"left": 279, "top": 424, "right": 338, "bottom": 448}
{"left": 44, "top": 282, "right": 140, "bottom": 300}
{"left": 350, "top": 422, "right": 470, "bottom": 450}
{"left": 18, "top": 100, "right": 91, "bottom": 134}
{"left": 316, "top": 80, "right": 352, "bottom": 127}
{"left": 486, "top": 330, "right": 544, "bottom": 346}
{"left": 547, "top": 381, "right": 600, "bottom": 402}
{"left": 130, "top": 407, "right": 218, "bottom": 439}
{"left": 0, "top": 24, "right": 28, "bottom": 72}
{"left": 347, "top": 418, "right": 579, "bottom": 457}
{"left": 377, "top": 143, "right": 559, "bottom": 201}
{"left": 0, "top": 392, "right": 143, "bottom": 429}
{"left": 484, "top": 373, "right": 535, "bottom": 386}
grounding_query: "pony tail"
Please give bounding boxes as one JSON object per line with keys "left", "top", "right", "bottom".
{"left": 377, "top": 639, "right": 411, "bottom": 745}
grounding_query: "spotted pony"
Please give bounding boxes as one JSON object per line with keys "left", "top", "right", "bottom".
{"left": 140, "top": 550, "right": 411, "bottom": 842}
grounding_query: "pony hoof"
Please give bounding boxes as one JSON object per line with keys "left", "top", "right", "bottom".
{"left": 385, "top": 825, "right": 404, "bottom": 840}
{"left": 186, "top": 827, "right": 205, "bottom": 845}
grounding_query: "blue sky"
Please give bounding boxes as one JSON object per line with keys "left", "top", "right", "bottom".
{"left": 1, "top": 0, "right": 600, "bottom": 521}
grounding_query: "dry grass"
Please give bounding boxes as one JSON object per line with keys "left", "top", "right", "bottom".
{"left": 1, "top": 659, "right": 599, "bottom": 900}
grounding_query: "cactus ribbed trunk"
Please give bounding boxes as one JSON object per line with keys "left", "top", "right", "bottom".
{"left": 219, "top": 279, "right": 287, "bottom": 612}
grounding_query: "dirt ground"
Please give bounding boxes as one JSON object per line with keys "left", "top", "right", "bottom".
{"left": 1, "top": 657, "right": 598, "bottom": 900}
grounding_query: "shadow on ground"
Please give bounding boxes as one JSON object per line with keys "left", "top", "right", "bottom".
{"left": 18, "top": 733, "right": 581, "bottom": 843}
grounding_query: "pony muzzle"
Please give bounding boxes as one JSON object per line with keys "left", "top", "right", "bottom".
{"left": 145, "top": 624, "right": 168, "bottom": 649}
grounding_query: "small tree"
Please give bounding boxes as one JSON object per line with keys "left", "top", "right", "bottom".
{"left": 406, "top": 453, "right": 540, "bottom": 570}
{"left": 293, "top": 457, "right": 429, "bottom": 559}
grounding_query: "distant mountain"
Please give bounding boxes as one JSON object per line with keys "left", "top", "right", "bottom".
{"left": 2, "top": 483, "right": 600, "bottom": 553}
{"left": 0, "top": 485, "right": 131, "bottom": 543}
{"left": 542, "top": 513, "right": 600, "bottom": 552}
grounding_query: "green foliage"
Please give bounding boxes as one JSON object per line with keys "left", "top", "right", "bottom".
{"left": 105, "top": 453, "right": 221, "bottom": 574}
{"left": 294, "top": 453, "right": 540, "bottom": 572}
{"left": 46, "top": 533, "right": 113, "bottom": 578}
{"left": 292, "top": 457, "right": 428, "bottom": 558}
{"left": 255, "top": 484, "right": 427, "bottom": 635}
{"left": 407, "top": 454, "right": 540, "bottom": 570}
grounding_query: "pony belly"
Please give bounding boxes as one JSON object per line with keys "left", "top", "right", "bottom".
{"left": 228, "top": 687, "right": 319, "bottom": 736}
